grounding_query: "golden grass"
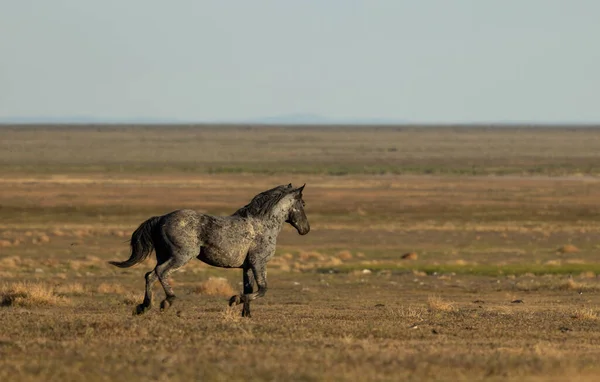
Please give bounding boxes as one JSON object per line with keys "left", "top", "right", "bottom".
{"left": 393, "top": 305, "right": 427, "bottom": 321}
{"left": 193, "top": 277, "right": 235, "bottom": 296}
{"left": 2, "top": 264, "right": 600, "bottom": 380}
{"left": 269, "top": 251, "right": 351, "bottom": 272}
{"left": 268, "top": 256, "right": 293, "bottom": 272}
{"left": 0, "top": 255, "right": 36, "bottom": 269}
{"left": 49, "top": 229, "right": 66, "bottom": 237}
{"left": 122, "top": 292, "right": 143, "bottom": 305}
{"left": 0, "top": 256, "right": 22, "bottom": 268}
{"left": 32, "top": 234, "right": 51, "bottom": 244}
{"left": 427, "top": 295, "right": 456, "bottom": 312}
{"left": 3, "top": 126, "right": 600, "bottom": 380}
{"left": 485, "top": 305, "right": 514, "bottom": 316}
{"left": 220, "top": 306, "right": 243, "bottom": 323}
{"left": 111, "top": 230, "right": 129, "bottom": 238}
{"left": 96, "top": 283, "right": 126, "bottom": 294}
{"left": 558, "top": 244, "right": 580, "bottom": 254}
{"left": 0, "top": 282, "right": 70, "bottom": 307}
{"left": 401, "top": 252, "right": 418, "bottom": 260}
{"left": 336, "top": 250, "right": 353, "bottom": 261}
{"left": 558, "top": 279, "right": 600, "bottom": 292}
{"left": 55, "top": 283, "right": 86, "bottom": 295}
{"left": 579, "top": 271, "right": 596, "bottom": 279}
{"left": 571, "top": 308, "right": 598, "bottom": 321}
{"left": 67, "top": 255, "right": 104, "bottom": 271}
{"left": 4, "top": 125, "right": 600, "bottom": 178}
{"left": 299, "top": 251, "right": 323, "bottom": 261}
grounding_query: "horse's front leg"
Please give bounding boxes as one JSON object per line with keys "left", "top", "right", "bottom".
{"left": 241, "top": 265, "right": 256, "bottom": 317}
{"left": 229, "top": 261, "right": 252, "bottom": 304}
{"left": 229, "top": 263, "right": 267, "bottom": 318}
{"left": 228, "top": 265, "right": 254, "bottom": 308}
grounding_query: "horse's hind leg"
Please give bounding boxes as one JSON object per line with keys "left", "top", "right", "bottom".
{"left": 154, "top": 259, "right": 179, "bottom": 311}
{"left": 135, "top": 270, "right": 158, "bottom": 315}
{"left": 156, "top": 252, "right": 195, "bottom": 312}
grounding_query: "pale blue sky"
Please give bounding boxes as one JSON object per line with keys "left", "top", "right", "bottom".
{"left": 1, "top": 1, "right": 599, "bottom": 123}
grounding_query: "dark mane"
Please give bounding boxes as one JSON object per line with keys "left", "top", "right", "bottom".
{"left": 233, "top": 184, "right": 292, "bottom": 218}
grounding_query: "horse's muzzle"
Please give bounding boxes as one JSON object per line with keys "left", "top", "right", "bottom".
{"left": 289, "top": 217, "right": 310, "bottom": 235}
{"left": 298, "top": 224, "right": 310, "bottom": 235}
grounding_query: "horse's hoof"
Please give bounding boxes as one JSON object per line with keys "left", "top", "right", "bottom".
{"left": 229, "top": 295, "right": 241, "bottom": 306}
{"left": 241, "top": 300, "right": 251, "bottom": 317}
{"left": 134, "top": 304, "right": 149, "bottom": 315}
{"left": 160, "top": 299, "right": 171, "bottom": 312}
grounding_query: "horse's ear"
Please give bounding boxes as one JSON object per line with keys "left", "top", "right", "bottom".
{"left": 297, "top": 184, "right": 305, "bottom": 195}
{"left": 287, "top": 183, "right": 293, "bottom": 188}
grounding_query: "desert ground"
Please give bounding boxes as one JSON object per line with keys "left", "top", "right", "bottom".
{"left": 2, "top": 125, "right": 600, "bottom": 381}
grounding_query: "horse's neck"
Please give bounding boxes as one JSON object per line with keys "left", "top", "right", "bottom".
{"left": 256, "top": 208, "right": 288, "bottom": 234}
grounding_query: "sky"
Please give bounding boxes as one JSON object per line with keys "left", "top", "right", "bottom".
{"left": 1, "top": 1, "right": 599, "bottom": 124}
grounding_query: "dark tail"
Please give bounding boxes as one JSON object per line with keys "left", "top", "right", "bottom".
{"left": 109, "top": 216, "right": 161, "bottom": 268}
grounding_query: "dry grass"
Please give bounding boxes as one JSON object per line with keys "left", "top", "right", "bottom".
{"left": 392, "top": 305, "right": 427, "bottom": 321}
{"left": 269, "top": 251, "right": 349, "bottom": 272}
{"left": 49, "top": 229, "right": 66, "bottom": 237}
{"left": 193, "top": 277, "right": 235, "bottom": 296}
{"left": 4, "top": 273, "right": 600, "bottom": 381}
{"left": 67, "top": 255, "right": 104, "bottom": 271}
{"left": 558, "top": 279, "right": 600, "bottom": 292}
{"left": 579, "top": 271, "right": 596, "bottom": 279}
{"left": 96, "top": 283, "right": 126, "bottom": 294}
{"left": 32, "top": 234, "right": 51, "bottom": 244}
{"left": 3, "top": 126, "right": 600, "bottom": 380}
{"left": 3, "top": 125, "right": 600, "bottom": 177}
{"left": 558, "top": 244, "right": 580, "bottom": 253}
{"left": 571, "top": 308, "right": 599, "bottom": 321}
{"left": 427, "top": 295, "right": 456, "bottom": 312}
{"left": 0, "top": 256, "right": 23, "bottom": 268}
{"left": 401, "top": 252, "right": 418, "bottom": 260}
{"left": 0, "top": 282, "right": 70, "bottom": 307}
{"left": 122, "top": 292, "right": 143, "bottom": 305}
{"left": 483, "top": 305, "right": 514, "bottom": 316}
{"left": 220, "top": 305, "right": 243, "bottom": 323}
{"left": 55, "top": 283, "right": 86, "bottom": 295}
{"left": 513, "top": 277, "right": 600, "bottom": 292}
{"left": 336, "top": 250, "right": 353, "bottom": 261}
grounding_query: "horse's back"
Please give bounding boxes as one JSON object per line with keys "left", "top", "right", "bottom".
{"left": 160, "top": 209, "right": 253, "bottom": 249}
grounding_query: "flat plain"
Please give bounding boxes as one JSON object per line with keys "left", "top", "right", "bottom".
{"left": 2, "top": 125, "right": 600, "bottom": 381}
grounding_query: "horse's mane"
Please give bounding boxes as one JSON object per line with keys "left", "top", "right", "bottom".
{"left": 233, "top": 184, "right": 292, "bottom": 218}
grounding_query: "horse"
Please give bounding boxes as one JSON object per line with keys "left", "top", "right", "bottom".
{"left": 109, "top": 183, "right": 310, "bottom": 317}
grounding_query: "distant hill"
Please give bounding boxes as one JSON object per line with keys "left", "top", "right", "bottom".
{"left": 0, "top": 116, "right": 186, "bottom": 124}
{"left": 247, "top": 113, "right": 407, "bottom": 125}
{"left": 0, "top": 113, "right": 407, "bottom": 125}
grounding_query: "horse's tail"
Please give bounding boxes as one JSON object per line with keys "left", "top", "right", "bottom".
{"left": 109, "top": 216, "right": 161, "bottom": 268}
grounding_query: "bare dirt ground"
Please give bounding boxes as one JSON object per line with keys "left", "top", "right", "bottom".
{"left": 2, "top": 126, "right": 600, "bottom": 381}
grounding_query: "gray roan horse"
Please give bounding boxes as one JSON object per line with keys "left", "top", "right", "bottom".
{"left": 109, "top": 184, "right": 310, "bottom": 317}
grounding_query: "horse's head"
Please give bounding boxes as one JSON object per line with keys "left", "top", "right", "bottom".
{"left": 285, "top": 184, "right": 310, "bottom": 235}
